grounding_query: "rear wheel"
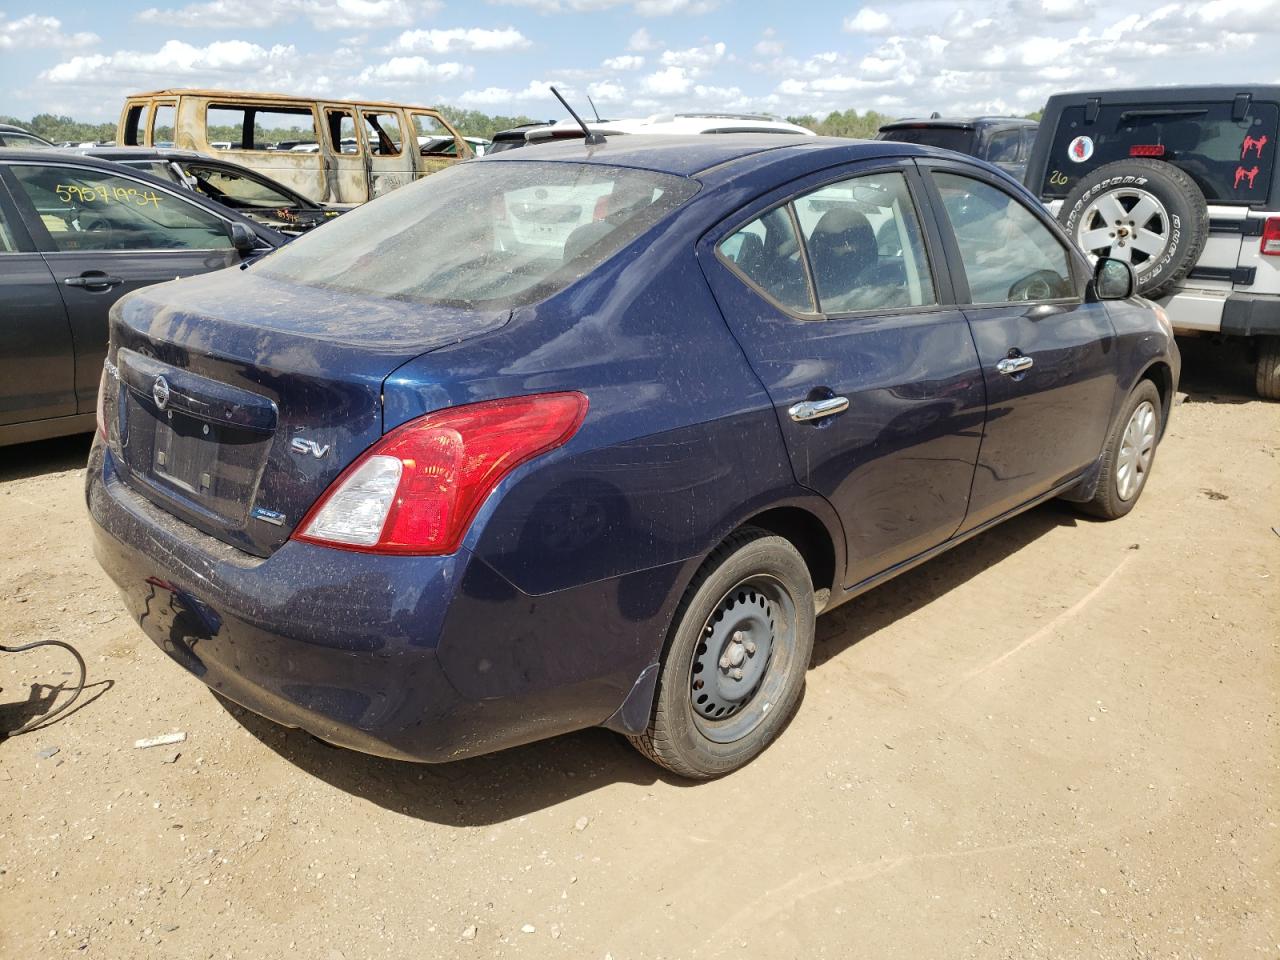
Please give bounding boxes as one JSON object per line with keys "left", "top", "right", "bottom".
{"left": 629, "top": 527, "right": 815, "bottom": 779}
{"left": 1256, "top": 336, "right": 1280, "bottom": 401}
{"left": 1078, "top": 380, "right": 1162, "bottom": 520}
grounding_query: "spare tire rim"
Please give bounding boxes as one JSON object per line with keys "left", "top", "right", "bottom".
{"left": 1076, "top": 188, "right": 1171, "bottom": 268}
{"left": 689, "top": 574, "right": 797, "bottom": 744}
{"left": 1116, "top": 399, "right": 1157, "bottom": 501}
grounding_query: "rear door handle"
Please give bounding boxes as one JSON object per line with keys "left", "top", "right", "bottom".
{"left": 996, "top": 356, "right": 1034, "bottom": 376}
{"left": 788, "top": 396, "right": 849, "bottom": 422}
{"left": 64, "top": 274, "right": 124, "bottom": 290}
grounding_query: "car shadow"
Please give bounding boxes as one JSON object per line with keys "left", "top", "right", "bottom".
{"left": 811, "top": 501, "right": 1078, "bottom": 668}
{"left": 220, "top": 501, "right": 1078, "bottom": 824}
{"left": 0, "top": 434, "right": 93, "bottom": 482}
{"left": 1176, "top": 336, "right": 1257, "bottom": 405}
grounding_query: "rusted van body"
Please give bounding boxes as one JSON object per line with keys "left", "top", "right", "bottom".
{"left": 118, "top": 90, "right": 473, "bottom": 205}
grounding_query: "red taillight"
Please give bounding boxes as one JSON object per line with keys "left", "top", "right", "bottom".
{"left": 1129, "top": 144, "right": 1166, "bottom": 157}
{"left": 1261, "top": 217, "right": 1280, "bottom": 257}
{"left": 294, "top": 392, "right": 588, "bottom": 555}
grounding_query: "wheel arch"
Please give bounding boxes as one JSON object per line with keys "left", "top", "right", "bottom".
{"left": 1137, "top": 359, "right": 1175, "bottom": 433}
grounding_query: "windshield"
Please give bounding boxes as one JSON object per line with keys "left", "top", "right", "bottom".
{"left": 880, "top": 127, "right": 975, "bottom": 154}
{"left": 1041, "top": 101, "right": 1279, "bottom": 204}
{"left": 255, "top": 160, "right": 698, "bottom": 307}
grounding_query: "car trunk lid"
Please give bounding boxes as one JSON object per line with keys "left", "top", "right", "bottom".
{"left": 107, "top": 270, "right": 509, "bottom": 557}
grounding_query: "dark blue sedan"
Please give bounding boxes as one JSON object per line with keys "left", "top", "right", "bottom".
{"left": 87, "top": 135, "right": 1178, "bottom": 778}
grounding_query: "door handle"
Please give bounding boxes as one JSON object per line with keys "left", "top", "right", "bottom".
{"left": 788, "top": 396, "right": 850, "bottom": 422}
{"left": 996, "top": 356, "right": 1034, "bottom": 376}
{"left": 64, "top": 274, "right": 124, "bottom": 290}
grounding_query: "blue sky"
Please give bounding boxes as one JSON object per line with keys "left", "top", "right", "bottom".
{"left": 2, "top": 0, "right": 1277, "bottom": 123}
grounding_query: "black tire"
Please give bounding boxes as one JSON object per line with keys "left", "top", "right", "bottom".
{"left": 629, "top": 527, "right": 815, "bottom": 779}
{"left": 1256, "top": 336, "right": 1280, "bottom": 401}
{"left": 1057, "top": 159, "right": 1208, "bottom": 299}
{"left": 1077, "top": 380, "right": 1163, "bottom": 520}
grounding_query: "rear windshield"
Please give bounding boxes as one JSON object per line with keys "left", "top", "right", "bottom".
{"left": 254, "top": 161, "right": 698, "bottom": 307}
{"left": 1041, "top": 101, "right": 1279, "bottom": 204}
{"left": 880, "top": 127, "right": 975, "bottom": 154}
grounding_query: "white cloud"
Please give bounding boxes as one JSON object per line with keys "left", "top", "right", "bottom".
{"left": 457, "top": 79, "right": 567, "bottom": 106}
{"left": 40, "top": 40, "right": 296, "bottom": 85}
{"left": 488, "top": 0, "right": 713, "bottom": 13}
{"left": 387, "top": 27, "right": 530, "bottom": 54}
{"left": 0, "top": 13, "right": 98, "bottom": 50}
{"left": 843, "top": 7, "right": 891, "bottom": 33}
{"left": 136, "top": 0, "right": 442, "bottom": 30}
{"left": 755, "top": 28, "right": 783, "bottom": 56}
{"left": 587, "top": 80, "right": 627, "bottom": 101}
{"left": 356, "top": 57, "right": 471, "bottom": 85}
{"left": 660, "top": 42, "right": 726, "bottom": 68}
{"left": 633, "top": 0, "right": 717, "bottom": 13}
{"left": 602, "top": 54, "right": 645, "bottom": 70}
{"left": 641, "top": 66, "right": 691, "bottom": 96}
{"left": 628, "top": 28, "right": 657, "bottom": 51}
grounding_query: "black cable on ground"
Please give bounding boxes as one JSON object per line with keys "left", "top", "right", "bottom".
{"left": 1, "top": 639, "right": 88, "bottom": 736}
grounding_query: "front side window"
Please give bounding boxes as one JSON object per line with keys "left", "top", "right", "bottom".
{"left": 794, "top": 172, "right": 935, "bottom": 313}
{"left": 183, "top": 163, "right": 297, "bottom": 209}
{"left": 986, "top": 129, "right": 1020, "bottom": 165}
{"left": 9, "top": 165, "right": 233, "bottom": 252}
{"left": 362, "top": 112, "right": 402, "bottom": 156}
{"left": 255, "top": 161, "right": 697, "bottom": 308}
{"left": 206, "top": 105, "right": 317, "bottom": 152}
{"left": 932, "top": 172, "right": 1074, "bottom": 304}
{"left": 327, "top": 110, "right": 357, "bottom": 154}
{"left": 0, "top": 130, "right": 52, "bottom": 148}
{"left": 719, "top": 207, "right": 814, "bottom": 314}
{"left": 0, "top": 201, "right": 19, "bottom": 252}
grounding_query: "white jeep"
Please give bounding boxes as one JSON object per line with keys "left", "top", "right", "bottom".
{"left": 1027, "top": 85, "right": 1280, "bottom": 399}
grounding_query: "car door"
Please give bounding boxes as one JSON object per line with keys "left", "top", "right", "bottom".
{"left": 2, "top": 160, "right": 240, "bottom": 416}
{"left": 700, "top": 160, "right": 987, "bottom": 588}
{"left": 918, "top": 160, "right": 1119, "bottom": 531}
{"left": 0, "top": 173, "right": 77, "bottom": 427}
{"left": 359, "top": 108, "right": 411, "bottom": 198}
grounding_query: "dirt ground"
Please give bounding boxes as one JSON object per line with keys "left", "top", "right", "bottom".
{"left": 1, "top": 336, "right": 1277, "bottom": 960}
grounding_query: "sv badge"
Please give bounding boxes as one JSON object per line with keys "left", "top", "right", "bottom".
{"left": 290, "top": 437, "right": 331, "bottom": 459}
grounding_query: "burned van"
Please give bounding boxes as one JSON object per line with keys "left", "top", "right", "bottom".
{"left": 118, "top": 90, "right": 473, "bottom": 206}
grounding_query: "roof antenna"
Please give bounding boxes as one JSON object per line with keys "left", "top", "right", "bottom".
{"left": 586, "top": 94, "right": 602, "bottom": 123}
{"left": 550, "top": 85, "right": 605, "bottom": 145}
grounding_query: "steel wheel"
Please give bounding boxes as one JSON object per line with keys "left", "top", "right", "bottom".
{"left": 1115, "top": 399, "right": 1157, "bottom": 501}
{"left": 1076, "top": 188, "right": 1171, "bottom": 267}
{"left": 689, "top": 574, "right": 797, "bottom": 744}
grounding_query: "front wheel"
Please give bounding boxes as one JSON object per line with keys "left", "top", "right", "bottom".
{"left": 1077, "top": 380, "right": 1163, "bottom": 520}
{"left": 629, "top": 527, "right": 815, "bottom": 779}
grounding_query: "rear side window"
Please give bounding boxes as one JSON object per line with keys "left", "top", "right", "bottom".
{"left": 151, "top": 104, "right": 176, "bottom": 146}
{"left": 933, "top": 172, "right": 1073, "bottom": 304}
{"left": 255, "top": 161, "right": 697, "bottom": 308}
{"left": 122, "top": 104, "right": 146, "bottom": 146}
{"left": 986, "top": 129, "right": 1020, "bottom": 165}
{"left": 719, "top": 207, "right": 814, "bottom": 313}
{"left": 793, "top": 172, "right": 935, "bottom": 313}
{"left": 362, "top": 112, "right": 402, "bottom": 156}
{"left": 206, "top": 105, "right": 318, "bottom": 152}
{"left": 1041, "top": 101, "right": 1279, "bottom": 204}
{"left": 9, "top": 164, "right": 233, "bottom": 252}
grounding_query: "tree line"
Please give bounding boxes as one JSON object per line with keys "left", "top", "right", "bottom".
{"left": 4, "top": 106, "right": 1043, "bottom": 146}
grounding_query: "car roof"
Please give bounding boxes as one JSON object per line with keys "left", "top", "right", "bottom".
{"left": 479, "top": 134, "right": 949, "bottom": 180}
{"left": 880, "top": 116, "right": 1037, "bottom": 131}
{"left": 1043, "top": 84, "right": 1280, "bottom": 104}
{"left": 68, "top": 146, "right": 210, "bottom": 162}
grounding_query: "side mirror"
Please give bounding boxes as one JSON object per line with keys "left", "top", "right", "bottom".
{"left": 228, "top": 221, "right": 258, "bottom": 255}
{"left": 1094, "top": 257, "right": 1135, "bottom": 300}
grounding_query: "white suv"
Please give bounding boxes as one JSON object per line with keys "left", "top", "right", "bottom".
{"left": 1026, "top": 85, "right": 1280, "bottom": 399}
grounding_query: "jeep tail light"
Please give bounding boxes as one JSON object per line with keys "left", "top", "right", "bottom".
{"left": 294, "top": 392, "right": 588, "bottom": 555}
{"left": 1129, "top": 144, "right": 1166, "bottom": 158}
{"left": 1261, "top": 217, "right": 1280, "bottom": 257}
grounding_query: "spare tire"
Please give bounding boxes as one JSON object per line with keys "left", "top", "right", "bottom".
{"left": 1057, "top": 159, "right": 1208, "bottom": 299}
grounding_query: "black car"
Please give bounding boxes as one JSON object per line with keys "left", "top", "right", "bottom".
{"left": 70, "top": 147, "right": 344, "bottom": 236}
{"left": 0, "top": 150, "right": 285, "bottom": 446}
{"left": 0, "top": 123, "right": 54, "bottom": 148}
{"left": 878, "top": 116, "right": 1039, "bottom": 182}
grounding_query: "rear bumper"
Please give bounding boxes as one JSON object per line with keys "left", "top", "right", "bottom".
{"left": 1221, "top": 293, "right": 1280, "bottom": 337}
{"left": 87, "top": 438, "right": 666, "bottom": 762}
